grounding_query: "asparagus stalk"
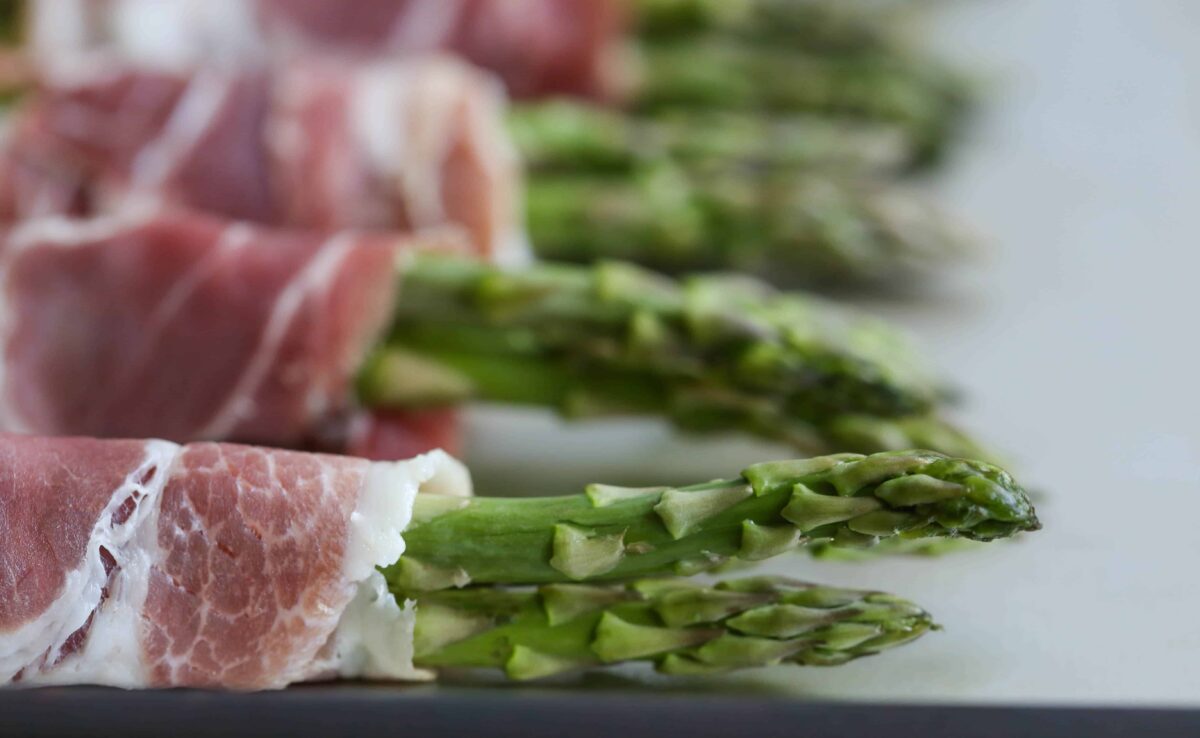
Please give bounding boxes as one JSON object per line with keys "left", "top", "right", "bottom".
{"left": 0, "top": 0, "right": 20, "bottom": 45}
{"left": 510, "top": 102, "right": 912, "bottom": 176}
{"left": 631, "top": 39, "right": 970, "bottom": 165}
{"left": 819, "top": 413, "right": 991, "bottom": 460}
{"left": 385, "top": 450, "right": 1038, "bottom": 591}
{"left": 634, "top": 0, "right": 909, "bottom": 55}
{"left": 411, "top": 577, "right": 935, "bottom": 679}
{"left": 363, "top": 255, "right": 946, "bottom": 434}
{"left": 808, "top": 536, "right": 980, "bottom": 562}
{"left": 525, "top": 165, "right": 967, "bottom": 281}
{"left": 365, "top": 257, "right": 984, "bottom": 456}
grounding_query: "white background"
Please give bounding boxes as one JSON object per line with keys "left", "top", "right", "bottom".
{"left": 463, "top": 0, "right": 1200, "bottom": 705}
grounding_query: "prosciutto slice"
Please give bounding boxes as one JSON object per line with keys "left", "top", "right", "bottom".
{"left": 0, "top": 432, "right": 471, "bottom": 689}
{"left": 0, "top": 209, "right": 443, "bottom": 448}
{"left": 347, "top": 409, "right": 464, "bottom": 462}
{"left": 0, "top": 53, "right": 525, "bottom": 262}
{"left": 29, "top": 0, "right": 627, "bottom": 100}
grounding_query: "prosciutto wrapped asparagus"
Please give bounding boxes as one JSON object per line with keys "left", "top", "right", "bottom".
{"left": 0, "top": 54, "right": 525, "bottom": 262}
{"left": 26, "top": 0, "right": 627, "bottom": 101}
{"left": 0, "top": 210, "right": 980, "bottom": 457}
{"left": 0, "top": 52, "right": 968, "bottom": 286}
{"left": 0, "top": 433, "right": 1038, "bottom": 689}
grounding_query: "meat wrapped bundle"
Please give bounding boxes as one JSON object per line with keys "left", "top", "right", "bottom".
{"left": 0, "top": 433, "right": 1037, "bottom": 689}
{"left": 28, "top": 0, "right": 627, "bottom": 100}
{"left": 0, "top": 208, "right": 983, "bottom": 458}
{"left": 0, "top": 209, "right": 441, "bottom": 450}
{"left": 0, "top": 432, "right": 470, "bottom": 689}
{"left": 0, "top": 54, "right": 525, "bottom": 262}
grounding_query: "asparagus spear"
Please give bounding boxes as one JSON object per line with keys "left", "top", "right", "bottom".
{"left": 510, "top": 102, "right": 912, "bottom": 176}
{"left": 0, "top": 0, "right": 20, "bottom": 45}
{"left": 365, "top": 257, "right": 984, "bottom": 456}
{"left": 363, "top": 255, "right": 945, "bottom": 435}
{"left": 634, "top": 0, "right": 908, "bottom": 55}
{"left": 412, "top": 577, "right": 935, "bottom": 679}
{"left": 631, "top": 39, "right": 970, "bottom": 165}
{"left": 819, "top": 413, "right": 991, "bottom": 460}
{"left": 386, "top": 450, "right": 1038, "bottom": 591}
{"left": 525, "top": 165, "right": 966, "bottom": 281}
{"left": 807, "top": 536, "right": 980, "bottom": 562}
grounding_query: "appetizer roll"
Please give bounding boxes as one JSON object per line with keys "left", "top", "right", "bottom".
{"left": 0, "top": 210, "right": 436, "bottom": 450}
{"left": 0, "top": 54, "right": 525, "bottom": 263}
{"left": 0, "top": 433, "right": 470, "bottom": 689}
{"left": 1, "top": 434, "right": 1037, "bottom": 689}
{"left": 27, "top": 0, "right": 626, "bottom": 100}
{"left": 0, "top": 209, "right": 982, "bottom": 458}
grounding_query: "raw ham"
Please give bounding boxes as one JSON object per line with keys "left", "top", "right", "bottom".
{"left": 0, "top": 432, "right": 472, "bottom": 689}
{"left": 29, "top": 0, "right": 628, "bottom": 100}
{"left": 0, "top": 54, "right": 525, "bottom": 263}
{"left": 347, "top": 408, "right": 463, "bottom": 462}
{"left": 0, "top": 209, "right": 439, "bottom": 448}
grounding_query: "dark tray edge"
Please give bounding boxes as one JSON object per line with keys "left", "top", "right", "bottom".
{"left": 1, "top": 687, "right": 1197, "bottom": 738}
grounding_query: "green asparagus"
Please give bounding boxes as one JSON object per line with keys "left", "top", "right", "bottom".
{"left": 634, "top": 0, "right": 908, "bottom": 55}
{"left": 807, "top": 536, "right": 981, "bottom": 561}
{"left": 0, "top": 0, "right": 19, "bottom": 45}
{"left": 525, "top": 165, "right": 966, "bottom": 281}
{"left": 386, "top": 450, "right": 1038, "bottom": 591}
{"left": 511, "top": 102, "right": 912, "bottom": 176}
{"left": 411, "top": 577, "right": 935, "bottom": 679}
{"left": 631, "top": 39, "right": 969, "bottom": 165}
{"left": 818, "top": 413, "right": 991, "bottom": 460}
{"left": 362, "top": 256, "right": 972, "bottom": 454}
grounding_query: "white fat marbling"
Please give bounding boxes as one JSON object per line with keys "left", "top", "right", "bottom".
{"left": 331, "top": 450, "right": 472, "bottom": 681}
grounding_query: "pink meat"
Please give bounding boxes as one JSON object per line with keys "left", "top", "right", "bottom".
{"left": 142, "top": 442, "right": 366, "bottom": 688}
{"left": 0, "top": 210, "right": 410, "bottom": 447}
{"left": 30, "top": 0, "right": 628, "bottom": 100}
{"left": 257, "top": 0, "right": 628, "bottom": 99}
{"left": 0, "top": 55, "right": 520, "bottom": 261}
{"left": 267, "top": 55, "right": 519, "bottom": 256}
{"left": 347, "top": 408, "right": 463, "bottom": 462}
{"left": 0, "top": 435, "right": 146, "bottom": 648}
{"left": 0, "top": 432, "right": 424, "bottom": 689}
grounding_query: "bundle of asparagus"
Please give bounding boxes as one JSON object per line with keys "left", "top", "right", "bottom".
{"left": 400, "top": 449, "right": 1039, "bottom": 678}
{"left": 511, "top": 103, "right": 914, "bottom": 176}
{"left": 522, "top": 160, "right": 966, "bottom": 280}
{"left": 362, "top": 256, "right": 986, "bottom": 459}
{"left": 510, "top": 0, "right": 973, "bottom": 283}
{"left": 635, "top": 0, "right": 911, "bottom": 53}
{"left": 414, "top": 578, "right": 936, "bottom": 678}
{"left": 627, "top": 0, "right": 970, "bottom": 149}
{"left": 631, "top": 40, "right": 968, "bottom": 165}
{"left": 0, "top": 433, "right": 1037, "bottom": 687}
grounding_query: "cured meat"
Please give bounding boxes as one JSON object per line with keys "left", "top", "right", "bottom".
{"left": 29, "top": 0, "right": 628, "bottom": 100}
{"left": 0, "top": 432, "right": 471, "bottom": 689}
{"left": 0, "top": 54, "right": 525, "bottom": 262}
{"left": 258, "top": 0, "right": 628, "bottom": 100}
{"left": 347, "top": 409, "right": 464, "bottom": 462}
{"left": 0, "top": 209, "right": 424, "bottom": 447}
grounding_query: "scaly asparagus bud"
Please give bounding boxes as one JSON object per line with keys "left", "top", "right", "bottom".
{"left": 411, "top": 577, "right": 935, "bottom": 679}
{"left": 384, "top": 450, "right": 1039, "bottom": 592}
{"left": 363, "top": 256, "right": 943, "bottom": 435}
